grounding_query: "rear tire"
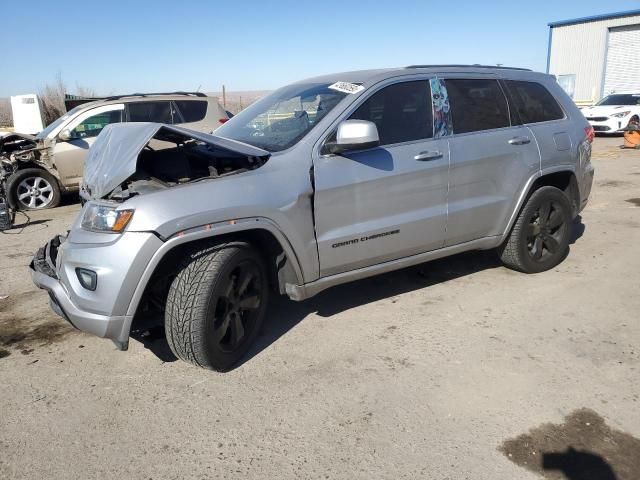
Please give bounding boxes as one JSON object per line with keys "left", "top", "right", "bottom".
{"left": 7, "top": 168, "right": 61, "bottom": 210}
{"left": 165, "top": 242, "right": 268, "bottom": 371}
{"left": 498, "top": 186, "right": 572, "bottom": 273}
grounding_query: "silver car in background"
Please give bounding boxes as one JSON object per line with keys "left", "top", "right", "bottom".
{"left": 31, "top": 65, "right": 594, "bottom": 371}
{"left": 0, "top": 92, "right": 228, "bottom": 209}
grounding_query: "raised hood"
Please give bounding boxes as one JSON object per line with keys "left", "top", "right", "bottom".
{"left": 83, "top": 122, "right": 270, "bottom": 200}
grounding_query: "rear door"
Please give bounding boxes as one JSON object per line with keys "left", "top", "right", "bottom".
{"left": 443, "top": 76, "right": 540, "bottom": 246}
{"left": 503, "top": 79, "right": 573, "bottom": 173}
{"left": 312, "top": 78, "right": 450, "bottom": 277}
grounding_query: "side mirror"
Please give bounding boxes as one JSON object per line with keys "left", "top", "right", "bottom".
{"left": 324, "top": 120, "right": 380, "bottom": 154}
{"left": 58, "top": 129, "right": 72, "bottom": 142}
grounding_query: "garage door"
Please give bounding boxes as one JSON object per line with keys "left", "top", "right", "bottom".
{"left": 603, "top": 24, "right": 640, "bottom": 95}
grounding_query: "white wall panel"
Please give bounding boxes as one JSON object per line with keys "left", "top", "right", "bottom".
{"left": 549, "top": 14, "right": 640, "bottom": 103}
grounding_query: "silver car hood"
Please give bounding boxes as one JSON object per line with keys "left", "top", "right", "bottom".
{"left": 83, "top": 122, "right": 270, "bottom": 199}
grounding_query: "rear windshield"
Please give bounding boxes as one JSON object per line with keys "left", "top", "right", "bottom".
{"left": 214, "top": 83, "right": 348, "bottom": 152}
{"left": 597, "top": 94, "right": 640, "bottom": 106}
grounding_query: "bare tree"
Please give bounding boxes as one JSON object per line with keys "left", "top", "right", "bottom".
{"left": 39, "top": 73, "right": 67, "bottom": 126}
{"left": 0, "top": 98, "right": 12, "bottom": 127}
{"left": 75, "top": 83, "right": 97, "bottom": 98}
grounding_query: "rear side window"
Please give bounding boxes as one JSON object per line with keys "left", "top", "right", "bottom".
{"left": 350, "top": 81, "right": 432, "bottom": 145}
{"left": 505, "top": 80, "right": 565, "bottom": 124}
{"left": 446, "top": 79, "right": 510, "bottom": 134}
{"left": 174, "top": 100, "right": 208, "bottom": 123}
{"left": 128, "top": 101, "right": 173, "bottom": 124}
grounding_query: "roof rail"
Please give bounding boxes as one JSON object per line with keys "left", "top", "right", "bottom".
{"left": 405, "top": 64, "right": 532, "bottom": 71}
{"left": 103, "top": 91, "right": 207, "bottom": 101}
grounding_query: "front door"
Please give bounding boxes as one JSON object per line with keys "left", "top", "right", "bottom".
{"left": 52, "top": 104, "right": 124, "bottom": 188}
{"left": 313, "top": 79, "right": 450, "bottom": 277}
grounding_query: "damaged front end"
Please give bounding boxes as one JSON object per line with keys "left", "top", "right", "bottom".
{"left": 81, "top": 123, "right": 271, "bottom": 202}
{"left": 0, "top": 132, "right": 52, "bottom": 172}
{"left": 31, "top": 122, "right": 274, "bottom": 349}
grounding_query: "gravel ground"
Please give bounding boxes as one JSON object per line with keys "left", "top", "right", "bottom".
{"left": 0, "top": 136, "right": 639, "bottom": 479}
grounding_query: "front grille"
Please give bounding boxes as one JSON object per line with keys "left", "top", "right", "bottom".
{"left": 587, "top": 117, "right": 608, "bottom": 122}
{"left": 593, "top": 125, "right": 611, "bottom": 131}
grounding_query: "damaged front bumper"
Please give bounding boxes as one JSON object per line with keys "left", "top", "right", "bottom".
{"left": 30, "top": 230, "right": 163, "bottom": 350}
{"left": 30, "top": 235, "right": 131, "bottom": 349}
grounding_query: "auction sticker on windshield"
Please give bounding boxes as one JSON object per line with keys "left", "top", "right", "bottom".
{"left": 328, "top": 82, "right": 365, "bottom": 94}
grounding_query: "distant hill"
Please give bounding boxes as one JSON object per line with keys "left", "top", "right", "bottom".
{"left": 206, "top": 90, "right": 271, "bottom": 114}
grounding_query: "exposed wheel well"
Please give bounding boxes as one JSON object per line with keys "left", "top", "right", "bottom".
{"left": 131, "top": 229, "right": 296, "bottom": 330}
{"left": 530, "top": 171, "right": 580, "bottom": 217}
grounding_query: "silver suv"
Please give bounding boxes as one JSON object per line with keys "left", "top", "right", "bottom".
{"left": 0, "top": 93, "right": 228, "bottom": 209}
{"left": 31, "top": 66, "right": 595, "bottom": 371}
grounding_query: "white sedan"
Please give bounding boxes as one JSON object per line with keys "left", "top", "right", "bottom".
{"left": 581, "top": 92, "right": 640, "bottom": 134}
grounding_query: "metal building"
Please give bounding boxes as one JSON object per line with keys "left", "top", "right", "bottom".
{"left": 547, "top": 9, "right": 640, "bottom": 105}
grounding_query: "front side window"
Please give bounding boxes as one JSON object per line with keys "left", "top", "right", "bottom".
{"left": 215, "top": 83, "right": 348, "bottom": 152}
{"left": 506, "top": 80, "right": 564, "bottom": 124}
{"left": 71, "top": 109, "right": 123, "bottom": 139}
{"left": 128, "top": 101, "right": 173, "bottom": 124}
{"left": 446, "top": 79, "right": 510, "bottom": 134}
{"left": 350, "top": 81, "right": 432, "bottom": 145}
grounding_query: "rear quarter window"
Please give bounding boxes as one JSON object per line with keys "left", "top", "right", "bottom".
{"left": 174, "top": 100, "right": 208, "bottom": 123}
{"left": 445, "top": 79, "right": 510, "bottom": 134}
{"left": 505, "top": 80, "right": 565, "bottom": 124}
{"left": 128, "top": 101, "right": 173, "bottom": 124}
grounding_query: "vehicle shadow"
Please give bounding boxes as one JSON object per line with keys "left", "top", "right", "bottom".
{"left": 570, "top": 215, "right": 585, "bottom": 245}
{"left": 240, "top": 248, "right": 503, "bottom": 369}
{"left": 543, "top": 448, "right": 617, "bottom": 480}
{"left": 135, "top": 218, "right": 587, "bottom": 369}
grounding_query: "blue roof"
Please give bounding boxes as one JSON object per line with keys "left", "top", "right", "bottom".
{"left": 548, "top": 9, "right": 640, "bottom": 28}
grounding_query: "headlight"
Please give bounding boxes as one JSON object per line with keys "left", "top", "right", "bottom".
{"left": 611, "top": 111, "right": 631, "bottom": 118}
{"left": 81, "top": 203, "right": 134, "bottom": 233}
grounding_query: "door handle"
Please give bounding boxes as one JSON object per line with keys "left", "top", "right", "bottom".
{"left": 508, "top": 136, "right": 531, "bottom": 145}
{"left": 414, "top": 150, "right": 443, "bottom": 161}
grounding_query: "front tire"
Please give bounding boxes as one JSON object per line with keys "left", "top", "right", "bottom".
{"left": 165, "top": 242, "right": 268, "bottom": 371}
{"left": 8, "top": 168, "right": 61, "bottom": 210}
{"left": 498, "top": 186, "right": 572, "bottom": 273}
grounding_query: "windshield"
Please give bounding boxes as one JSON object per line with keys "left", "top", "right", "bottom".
{"left": 36, "top": 105, "right": 86, "bottom": 139}
{"left": 596, "top": 94, "right": 640, "bottom": 106}
{"left": 214, "top": 83, "right": 349, "bottom": 152}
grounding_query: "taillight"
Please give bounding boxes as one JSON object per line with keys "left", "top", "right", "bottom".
{"left": 219, "top": 118, "right": 229, "bottom": 124}
{"left": 584, "top": 125, "right": 595, "bottom": 143}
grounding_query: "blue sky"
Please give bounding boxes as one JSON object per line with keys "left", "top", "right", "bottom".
{"left": 3, "top": 0, "right": 640, "bottom": 96}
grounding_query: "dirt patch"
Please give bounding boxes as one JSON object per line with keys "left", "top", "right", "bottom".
{"left": 597, "top": 180, "right": 632, "bottom": 188}
{"left": 0, "top": 348, "right": 10, "bottom": 358}
{"left": 626, "top": 198, "right": 640, "bottom": 207}
{"left": 500, "top": 408, "right": 640, "bottom": 480}
{"left": 0, "top": 318, "right": 75, "bottom": 356}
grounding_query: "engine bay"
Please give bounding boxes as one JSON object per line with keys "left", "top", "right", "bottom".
{"left": 101, "top": 127, "right": 270, "bottom": 200}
